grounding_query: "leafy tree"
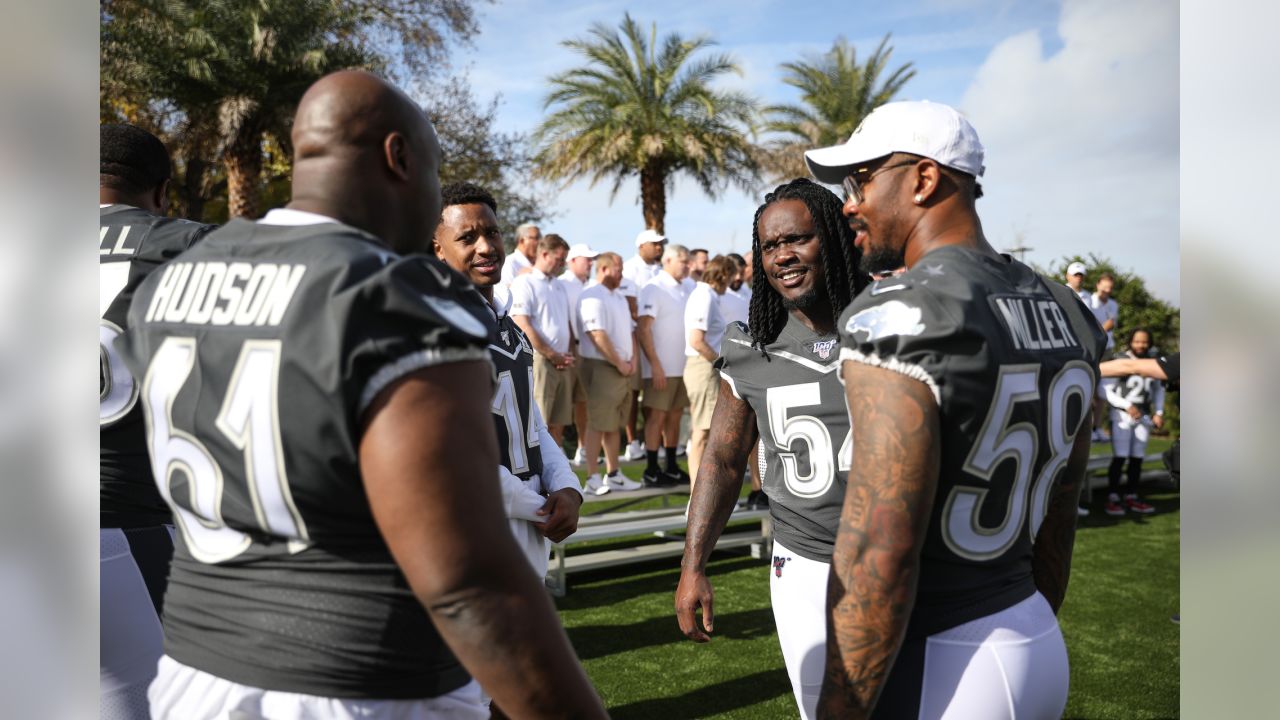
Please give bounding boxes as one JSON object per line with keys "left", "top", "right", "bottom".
{"left": 761, "top": 35, "right": 915, "bottom": 182}
{"left": 533, "top": 13, "right": 760, "bottom": 234}
{"left": 101, "top": 0, "right": 482, "bottom": 219}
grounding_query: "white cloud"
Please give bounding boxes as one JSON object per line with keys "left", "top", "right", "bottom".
{"left": 960, "top": 0, "right": 1179, "bottom": 302}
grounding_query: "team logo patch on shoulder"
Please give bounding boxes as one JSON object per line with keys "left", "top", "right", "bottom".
{"left": 845, "top": 300, "right": 926, "bottom": 342}
{"left": 810, "top": 338, "right": 838, "bottom": 360}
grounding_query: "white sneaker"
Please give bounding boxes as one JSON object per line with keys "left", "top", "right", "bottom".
{"left": 1077, "top": 505, "right": 1090, "bottom": 517}
{"left": 604, "top": 470, "right": 642, "bottom": 491}
{"left": 586, "top": 473, "right": 610, "bottom": 495}
{"left": 572, "top": 446, "right": 586, "bottom": 466}
{"left": 624, "top": 440, "right": 646, "bottom": 461}
{"left": 675, "top": 444, "right": 687, "bottom": 458}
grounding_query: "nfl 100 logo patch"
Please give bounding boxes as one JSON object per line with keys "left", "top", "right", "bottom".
{"left": 810, "top": 338, "right": 838, "bottom": 360}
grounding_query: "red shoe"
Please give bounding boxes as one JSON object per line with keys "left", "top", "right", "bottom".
{"left": 1124, "top": 494, "right": 1155, "bottom": 515}
{"left": 1105, "top": 493, "right": 1125, "bottom": 516}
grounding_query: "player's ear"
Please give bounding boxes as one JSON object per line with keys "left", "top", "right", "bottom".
{"left": 912, "top": 159, "right": 941, "bottom": 205}
{"left": 155, "top": 178, "right": 171, "bottom": 215}
{"left": 383, "top": 132, "right": 411, "bottom": 182}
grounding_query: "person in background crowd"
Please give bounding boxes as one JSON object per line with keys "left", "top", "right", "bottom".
{"left": 560, "top": 243, "right": 597, "bottom": 465}
{"left": 510, "top": 233, "right": 575, "bottom": 444}
{"left": 683, "top": 255, "right": 736, "bottom": 489}
{"left": 637, "top": 244, "right": 694, "bottom": 487}
{"left": 579, "top": 252, "right": 643, "bottom": 495}
{"left": 499, "top": 222, "right": 541, "bottom": 286}
{"left": 689, "top": 248, "right": 709, "bottom": 282}
{"left": 1088, "top": 272, "right": 1120, "bottom": 442}
{"left": 622, "top": 228, "right": 669, "bottom": 461}
{"left": 1101, "top": 328, "right": 1164, "bottom": 517}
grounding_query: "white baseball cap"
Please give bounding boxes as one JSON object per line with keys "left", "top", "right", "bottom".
{"left": 635, "top": 228, "right": 667, "bottom": 247}
{"left": 804, "top": 100, "right": 986, "bottom": 184}
{"left": 1066, "top": 261, "right": 1087, "bottom": 276}
{"left": 567, "top": 243, "right": 599, "bottom": 261}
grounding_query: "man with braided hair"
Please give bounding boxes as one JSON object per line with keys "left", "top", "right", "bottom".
{"left": 675, "top": 177, "right": 869, "bottom": 720}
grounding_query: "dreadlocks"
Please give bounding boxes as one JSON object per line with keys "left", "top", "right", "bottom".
{"left": 747, "top": 178, "right": 868, "bottom": 355}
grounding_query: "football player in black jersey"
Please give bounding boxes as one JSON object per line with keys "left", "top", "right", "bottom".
{"left": 675, "top": 178, "right": 867, "bottom": 720}
{"left": 431, "top": 182, "right": 584, "bottom": 568}
{"left": 1101, "top": 328, "right": 1165, "bottom": 515}
{"left": 116, "top": 71, "right": 604, "bottom": 719}
{"left": 806, "top": 101, "right": 1106, "bottom": 719}
{"left": 99, "top": 123, "right": 215, "bottom": 719}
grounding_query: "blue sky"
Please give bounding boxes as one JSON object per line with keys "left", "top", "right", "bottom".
{"left": 447, "top": 0, "right": 1179, "bottom": 302}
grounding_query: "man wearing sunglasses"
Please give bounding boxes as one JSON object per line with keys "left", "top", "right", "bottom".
{"left": 806, "top": 101, "right": 1107, "bottom": 719}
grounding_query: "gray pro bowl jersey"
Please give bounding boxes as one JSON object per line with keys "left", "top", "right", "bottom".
{"left": 114, "top": 218, "right": 494, "bottom": 699}
{"left": 489, "top": 313, "right": 543, "bottom": 480}
{"left": 717, "top": 315, "right": 848, "bottom": 562}
{"left": 100, "top": 204, "right": 214, "bottom": 529}
{"left": 838, "top": 246, "right": 1106, "bottom": 639}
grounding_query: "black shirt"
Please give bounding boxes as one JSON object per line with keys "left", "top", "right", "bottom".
{"left": 100, "top": 204, "right": 214, "bottom": 529}
{"left": 116, "top": 216, "right": 493, "bottom": 698}
{"left": 838, "top": 247, "right": 1106, "bottom": 638}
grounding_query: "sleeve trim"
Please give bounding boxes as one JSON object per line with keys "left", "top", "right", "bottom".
{"left": 719, "top": 371, "right": 742, "bottom": 400}
{"left": 838, "top": 347, "right": 941, "bottom": 406}
{"left": 359, "top": 347, "right": 492, "bottom": 416}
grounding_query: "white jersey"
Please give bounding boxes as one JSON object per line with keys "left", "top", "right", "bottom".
{"left": 621, "top": 254, "right": 661, "bottom": 298}
{"left": 637, "top": 272, "right": 690, "bottom": 378}
{"left": 720, "top": 285, "right": 751, "bottom": 327}
{"left": 499, "top": 250, "right": 534, "bottom": 286}
{"left": 578, "top": 283, "right": 633, "bottom": 362}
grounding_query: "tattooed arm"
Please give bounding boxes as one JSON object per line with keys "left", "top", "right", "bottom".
{"left": 818, "top": 363, "right": 940, "bottom": 720}
{"left": 675, "top": 379, "right": 759, "bottom": 642}
{"left": 1032, "top": 407, "right": 1093, "bottom": 613}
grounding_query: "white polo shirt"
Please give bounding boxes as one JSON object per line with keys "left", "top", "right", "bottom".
{"left": 638, "top": 272, "right": 690, "bottom": 379}
{"left": 499, "top": 250, "right": 534, "bottom": 286}
{"left": 1087, "top": 293, "right": 1119, "bottom": 349}
{"left": 509, "top": 268, "right": 571, "bottom": 354}
{"left": 558, "top": 274, "right": 588, "bottom": 341}
{"left": 720, "top": 284, "right": 751, "bottom": 327}
{"left": 578, "top": 283, "right": 633, "bottom": 363}
{"left": 685, "top": 281, "right": 727, "bottom": 357}
{"left": 621, "top": 254, "right": 661, "bottom": 298}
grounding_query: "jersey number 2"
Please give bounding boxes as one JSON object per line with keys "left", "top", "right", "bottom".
{"left": 942, "top": 361, "right": 1093, "bottom": 561}
{"left": 144, "top": 337, "right": 310, "bottom": 563}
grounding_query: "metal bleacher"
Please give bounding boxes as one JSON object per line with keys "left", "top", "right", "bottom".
{"left": 544, "top": 484, "right": 772, "bottom": 596}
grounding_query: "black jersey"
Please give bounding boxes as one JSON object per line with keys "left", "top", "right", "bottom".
{"left": 115, "top": 216, "right": 493, "bottom": 699}
{"left": 488, "top": 305, "right": 544, "bottom": 480}
{"left": 1107, "top": 350, "right": 1165, "bottom": 415}
{"left": 838, "top": 247, "right": 1106, "bottom": 639}
{"left": 717, "top": 315, "right": 848, "bottom": 562}
{"left": 100, "top": 204, "right": 214, "bottom": 529}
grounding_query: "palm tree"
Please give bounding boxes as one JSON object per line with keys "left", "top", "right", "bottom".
{"left": 534, "top": 14, "right": 760, "bottom": 234}
{"left": 762, "top": 35, "right": 915, "bottom": 182}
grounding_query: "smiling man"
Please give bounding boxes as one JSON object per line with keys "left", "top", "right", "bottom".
{"left": 675, "top": 178, "right": 868, "bottom": 720}
{"left": 806, "top": 100, "right": 1106, "bottom": 719}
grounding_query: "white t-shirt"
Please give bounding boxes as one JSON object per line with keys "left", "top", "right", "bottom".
{"left": 499, "top": 250, "right": 534, "bottom": 286}
{"left": 720, "top": 284, "right": 751, "bottom": 327}
{"left": 685, "top": 281, "right": 727, "bottom": 357}
{"left": 578, "top": 283, "right": 633, "bottom": 363}
{"left": 509, "top": 268, "right": 571, "bottom": 354}
{"left": 621, "top": 254, "right": 661, "bottom": 298}
{"left": 1087, "top": 293, "right": 1119, "bottom": 349}
{"left": 558, "top": 274, "right": 588, "bottom": 342}
{"left": 637, "top": 272, "right": 690, "bottom": 379}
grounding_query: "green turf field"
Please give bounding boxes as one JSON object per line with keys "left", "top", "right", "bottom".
{"left": 555, "top": 437, "right": 1178, "bottom": 719}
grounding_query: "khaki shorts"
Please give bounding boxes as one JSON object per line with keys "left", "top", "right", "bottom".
{"left": 643, "top": 376, "right": 689, "bottom": 412}
{"left": 684, "top": 354, "right": 719, "bottom": 431}
{"left": 572, "top": 363, "right": 587, "bottom": 403}
{"left": 582, "top": 358, "right": 634, "bottom": 432}
{"left": 533, "top": 353, "right": 574, "bottom": 427}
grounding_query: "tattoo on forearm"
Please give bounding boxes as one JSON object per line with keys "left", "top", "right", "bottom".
{"left": 818, "top": 365, "right": 940, "bottom": 720}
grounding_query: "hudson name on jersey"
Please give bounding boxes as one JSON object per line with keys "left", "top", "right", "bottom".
{"left": 838, "top": 247, "right": 1106, "bottom": 638}
{"left": 100, "top": 204, "right": 214, "bottom": 529}
{"left": 717, "top": 316, "right": 850, "bottom": 562}
{"left": 115, "top": 217, "right": 494, "bottom": 699}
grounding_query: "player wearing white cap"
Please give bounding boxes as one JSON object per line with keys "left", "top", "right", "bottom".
{"left": 807, "top": 101, "right": 1105, "bottom": 719}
